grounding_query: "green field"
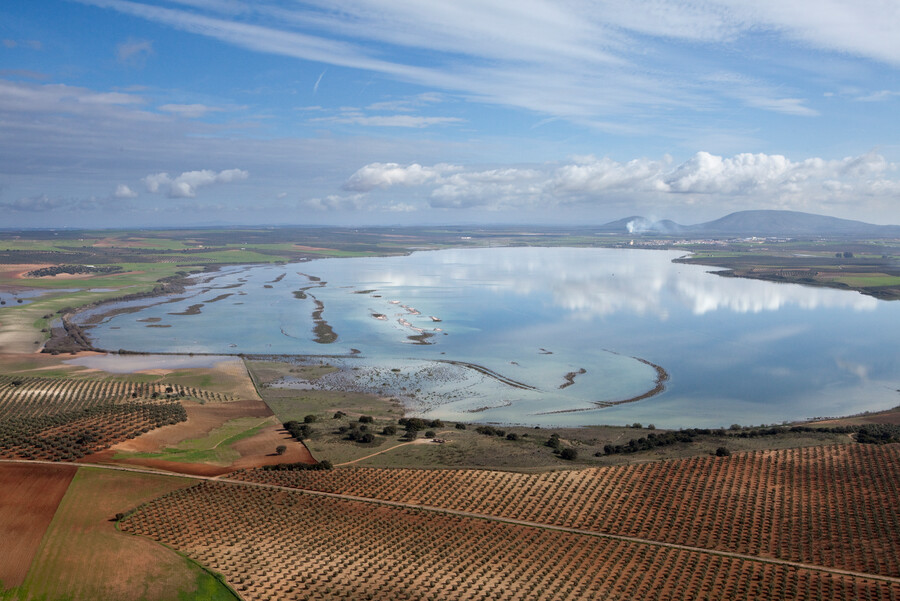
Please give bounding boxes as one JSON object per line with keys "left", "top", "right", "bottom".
{"left": 4, "top": 467, "right": 238, "bottom": 601}
{"left": 117, "top": 417, "right": 272, "bottom": 465}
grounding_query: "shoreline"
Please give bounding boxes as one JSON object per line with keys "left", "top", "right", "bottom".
{"left": 537, "top": 355, "right": 669, "bottom": 415}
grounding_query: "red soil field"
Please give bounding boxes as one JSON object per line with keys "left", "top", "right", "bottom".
{"left": 0, "top": 264, "right": 52, "bottom": 280}
{"left": 234, "top": 443, "right": 900, "bottom": 579}
{"left": 120, "top": 480, "right": 900, "bottom": 601}
{"left": 0, "top": 462, "right": 77, "bottom": 589}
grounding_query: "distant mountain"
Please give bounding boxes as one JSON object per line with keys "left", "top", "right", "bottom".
{"left": 598, "top": 210, "right": 900, "bottom": 238}
{"left": 595, "top": 216, "right": 685, "bottom": 234}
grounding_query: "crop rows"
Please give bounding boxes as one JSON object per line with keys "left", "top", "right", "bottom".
{"left": 0, "top": 375, "right": 230, "bottom": 413}
{"left": 0, "top": 375, "right": 221, "bottom": 461}
{"left": 233, "top": 444, "right": 900, "bottom": 578}
{"left": 120, "top": 480, "right": 899, "bottom": 601}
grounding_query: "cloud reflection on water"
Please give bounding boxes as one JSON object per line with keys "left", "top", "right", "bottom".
{"left": 396, "top": 248, "right": 880, "bottom": 319}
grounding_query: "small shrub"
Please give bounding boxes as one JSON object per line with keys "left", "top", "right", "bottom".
{"left": 560, "top": 448, "right": 578, "bottom": 460}
{"left": 476, "top": 425, "right": 505, "bottom": 437}
{"left": 455, "top": 422, "right": 467, "bottom": 430}
{"left": 715, "top": 446, "right": 731, "bottom": 457}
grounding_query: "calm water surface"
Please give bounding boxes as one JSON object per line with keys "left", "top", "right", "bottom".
{"left": 77, "top": 248, "right": 900, "bottom": 428}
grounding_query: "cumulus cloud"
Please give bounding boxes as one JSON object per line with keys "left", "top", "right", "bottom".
{"left": 339, "top": 151, "right": 900, "bottom": 215}
{"left": 301, "top": 193, "right": 365, "bottom": 212}
{"left": 142, "top": 168, "right": 249, "bottom": 198}
{"left": 343, "top": 163, "right": 457, "bottom": 192}
{"left": 551, "top": 156, "right": 670, "bottom": 194}
{"left": 114, "top": 184, "right": 138, "bottom": 198}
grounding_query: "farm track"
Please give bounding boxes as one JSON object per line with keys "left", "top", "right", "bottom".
{"left": 2, "top": 457, "right": 899, "bottom": 588}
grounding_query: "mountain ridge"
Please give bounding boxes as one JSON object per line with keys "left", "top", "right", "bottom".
{"left": 598, "top": 210, "right": 900, "bottom": 237}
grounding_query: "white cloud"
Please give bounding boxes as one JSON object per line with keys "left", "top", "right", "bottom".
{"left": 314, "top": 114, "right": 464, "bottom": 128}
{"left": 158, "top": 103, "right": 221, "bottom": 118}
{"left": 552, "top": 156, "right": 670, "bottom": 194}
{"left": 0, "top": 80, "right": 148, "bottom": 114}
{"left": 142, "top": 172, "right": 169, "bottom": 194}
{"left": 302, "top": 193, "right": 365, "bottom": 211}
{"left": 723, "top": 0, "right": 900, "bottom": 67}
{"left": 854, "top": 90, "right": 900, "bottom": 102}
{"left": 114, "top": 184, "right": 138, "bottom": 198}
{"left": 343, "top": 163, "right": 457, "bottom": 192}
{"left": 340, "top": 151, "right": 900, "bottom": 216}
{"left": 142, "top": 168, "right": 249, "bottom": 198}
{"left": 86, "top": 0, "right": 895, "bottom": 129}
{"left": 663, "top": 152, "right": 797, "bottom": 194}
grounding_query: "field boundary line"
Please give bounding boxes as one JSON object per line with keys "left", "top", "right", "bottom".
{"left": 3, "top": 458, "right": 899, "bottom": 586}
{"left": 333, "top": 440, "right": 423, "bottom": 466}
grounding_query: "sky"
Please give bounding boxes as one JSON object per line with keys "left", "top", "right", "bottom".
{"left": 1, "top": 0, "right": 899, "bottom": 228}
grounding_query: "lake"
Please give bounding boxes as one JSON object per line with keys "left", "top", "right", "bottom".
{"left": 76, "top": 247, "right": 900, "bottom": 428}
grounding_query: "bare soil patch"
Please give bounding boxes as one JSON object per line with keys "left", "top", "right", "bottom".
{"left": 0, "top": 264, "right": 53, "bottom": 281}
{"left": 230, "top": 421, "right": 315, "bottom": 469}
{"left": 111, "top": 400, "right": 272, "bottom": 453}
{"left": 0, "top": 462, "right": 77, "bottom": 588}
{"left": 811, "top": 406, "right": 900, "bottom": 427}
{"left": 84, "top": 399, "right": 314, "bottom": 475}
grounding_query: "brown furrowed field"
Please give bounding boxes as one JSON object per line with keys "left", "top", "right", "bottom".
{"left": 120, "top": 478, "right": 900, "bottom": 601}
{"left": 0, "top": 463, "right": 76, "bottom": 589}
{"left": 232, "top": 443, "right": 900, "bottom": 579}
{"left": 9, "top": 466, "right": 238, "bottom": 601}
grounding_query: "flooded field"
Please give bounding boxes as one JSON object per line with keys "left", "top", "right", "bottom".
{"left": 75, "top": 248, "right": 900, "bottom": 428}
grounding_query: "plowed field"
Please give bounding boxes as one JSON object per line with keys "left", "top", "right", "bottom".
{"left": 0, "top": 462, "right": 76, "bottom": 588}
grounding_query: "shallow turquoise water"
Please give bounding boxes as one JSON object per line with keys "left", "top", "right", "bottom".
{"left": 77, "top": 248, "right": 900, "bottom": 428}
